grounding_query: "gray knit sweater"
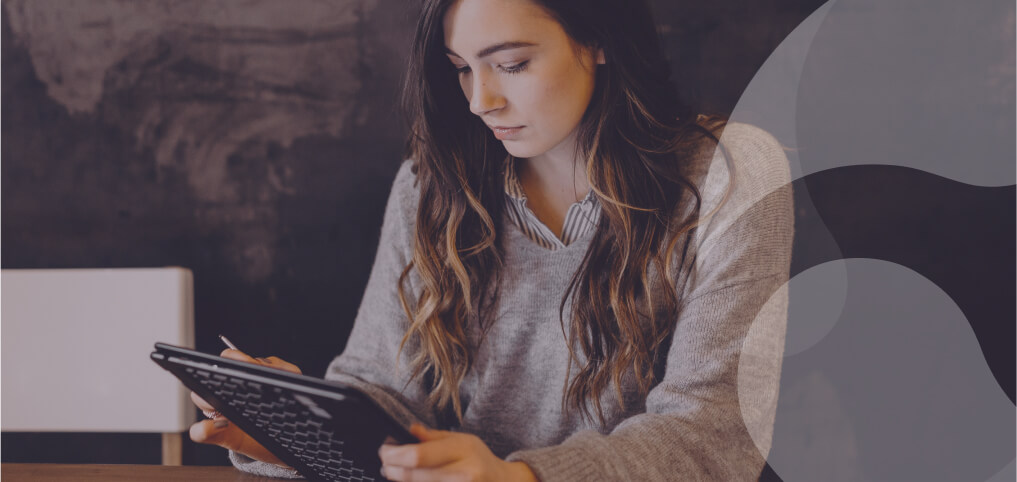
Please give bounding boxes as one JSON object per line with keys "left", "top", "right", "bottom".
{"left": 230, "top": 122, "right": 794, "bottom": 481}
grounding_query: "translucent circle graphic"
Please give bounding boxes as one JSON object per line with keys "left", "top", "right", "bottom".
{"left": 744, "top": 258, "right": 1014, "bottom": 481}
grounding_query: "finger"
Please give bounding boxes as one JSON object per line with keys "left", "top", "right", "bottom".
{"left": 258, "top": 356, "right": 302, "bottom": 374}
{"left": 190, "top": 391, "right": 216, "bottom": 413}
{"left": 379, "top": 433, "right": 466, "bottom": 469}
{"left": 220, "top": 348, "right": 258, "bottom": 364}
{"left": 381, "top": 464, "right": 459, "bottom": 482}
{"left": 189, "top": 418, "right": 288, "bottom": 467}
{"left": 189, "top": 417, "right": 229, "bottom": 445}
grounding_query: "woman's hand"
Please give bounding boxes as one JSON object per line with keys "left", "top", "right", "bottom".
{"left": 188, "top": 348, "right": 302, "bottom": 468}
{"left": 378, "top": 424, "right": 539, "bottom": 482}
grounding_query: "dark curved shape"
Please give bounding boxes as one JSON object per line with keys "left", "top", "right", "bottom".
{"left": 788, "top": 165, "right": 1014, "bottom": 403}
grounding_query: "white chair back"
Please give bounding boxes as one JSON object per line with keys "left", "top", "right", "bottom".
{"left": 2, "top": 268, "right": 196, "bottom": 433}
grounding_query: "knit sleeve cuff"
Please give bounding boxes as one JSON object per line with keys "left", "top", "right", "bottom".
{"left": 505, "top": 430, "right": 621, "bottom": 482}
{"left": 228, "top": 450, "right": 305, "bottom": 479}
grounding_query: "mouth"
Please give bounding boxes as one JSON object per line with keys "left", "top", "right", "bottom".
{"left": 490, "top": 125, "right": 524, "bottom": 140}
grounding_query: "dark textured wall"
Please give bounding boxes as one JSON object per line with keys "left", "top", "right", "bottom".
{"left": 3, "top": 0, "right": 1012, "bottom": 472}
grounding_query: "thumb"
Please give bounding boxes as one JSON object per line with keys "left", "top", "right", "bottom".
{"left": 409, "top": 423, "right": 453, "bottom": 441}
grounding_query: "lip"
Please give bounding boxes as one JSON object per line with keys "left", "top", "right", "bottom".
{"left": 490, "top": 125, "right": 524, "bottom": 140}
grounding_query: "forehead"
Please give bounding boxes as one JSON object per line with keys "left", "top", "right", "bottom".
{"left": 443, "top": 0, "right": 560, "bottom": 55}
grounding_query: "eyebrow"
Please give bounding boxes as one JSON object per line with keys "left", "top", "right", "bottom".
{"left": 444, "top": 41, "right": 538, "bottom": 59}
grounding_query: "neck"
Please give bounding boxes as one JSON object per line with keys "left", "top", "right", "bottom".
{"left": 519, "top": 142, "right": 590, "bottom": 202}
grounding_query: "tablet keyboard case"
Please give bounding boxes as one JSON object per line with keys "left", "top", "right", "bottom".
{"left": 152, "top": 345, "right": 412, "bottom": 482}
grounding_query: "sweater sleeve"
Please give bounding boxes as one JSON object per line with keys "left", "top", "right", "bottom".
{"left": 505, "top": 123, "right": 795, "bottom": 481}
{"left": 229, "top": 160, "right": 431, "bottom": 478}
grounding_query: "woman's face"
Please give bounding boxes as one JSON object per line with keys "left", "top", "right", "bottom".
{"left": 442, "top": 0, "right": 604, "bottom": 163}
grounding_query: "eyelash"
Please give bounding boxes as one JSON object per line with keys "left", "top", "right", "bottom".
{"left": 455, "top": 61, "right": 529, "bottom": 76}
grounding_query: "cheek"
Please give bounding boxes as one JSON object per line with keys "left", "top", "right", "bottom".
{"left": 539, "top": 68, "right": 589, "bottom": 123}
{"left": 515, "top": 77, "right": 551, "bottom": 112}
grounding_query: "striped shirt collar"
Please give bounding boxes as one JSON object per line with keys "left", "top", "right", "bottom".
{"left": 503, "top": 158, "right": 601, "bottom": 250}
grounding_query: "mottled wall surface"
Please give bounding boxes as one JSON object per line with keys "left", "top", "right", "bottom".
{"left": 3, "top": 0, "right": 1012, "bottom": 471}
{"left": 1, "top": 0, "right": 422, "bottom": 465}
{"left": 2, "top": 0, "right": 418, "bottom": 370}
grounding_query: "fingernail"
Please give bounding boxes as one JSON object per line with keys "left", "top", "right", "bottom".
{"left": 213, "top": 419, "right": 229, "bottom": 428}
{"left": 379, "top": 465, "right": 387, "bottom": 478}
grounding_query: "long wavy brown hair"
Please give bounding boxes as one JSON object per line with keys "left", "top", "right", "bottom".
{"left": 395, "top": 0, "right": 734, "bottom": 427}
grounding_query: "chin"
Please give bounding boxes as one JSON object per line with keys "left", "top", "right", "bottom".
{"left": 503, "top": 141, "right": 543, "bottom": 160}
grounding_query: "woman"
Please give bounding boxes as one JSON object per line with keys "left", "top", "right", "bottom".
{"left": 190, "top": 0, "right": 794, "bottom": 480}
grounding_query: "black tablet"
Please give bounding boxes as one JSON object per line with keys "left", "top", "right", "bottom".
{"left": 151, "top": 342, "right": 415, "bottom": 481}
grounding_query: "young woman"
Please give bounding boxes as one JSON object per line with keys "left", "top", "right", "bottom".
{"left": 190, "top": 0, "right": 794, "bottom": 480}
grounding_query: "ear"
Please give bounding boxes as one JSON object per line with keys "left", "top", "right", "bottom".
{"left": 596, "top": 47, "right": 606, "bottom": 65}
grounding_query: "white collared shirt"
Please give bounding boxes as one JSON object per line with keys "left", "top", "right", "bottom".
{"left": 502, "top": 159, "right": 602, "bottom": 250}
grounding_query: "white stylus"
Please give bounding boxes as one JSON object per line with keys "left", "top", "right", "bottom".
{"left": 218, "top": 334, "right": 240, "bottom": 351}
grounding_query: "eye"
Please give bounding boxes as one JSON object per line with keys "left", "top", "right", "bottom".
{"left": 501, "top": 61, "right": 529, "bottom": 74}
{"left": 454, "top": 61, "right": 530, "bottom": 76}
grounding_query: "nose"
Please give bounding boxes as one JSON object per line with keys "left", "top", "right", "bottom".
{"left": 468, "top": 73, "right": 505, "bottom": 116}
